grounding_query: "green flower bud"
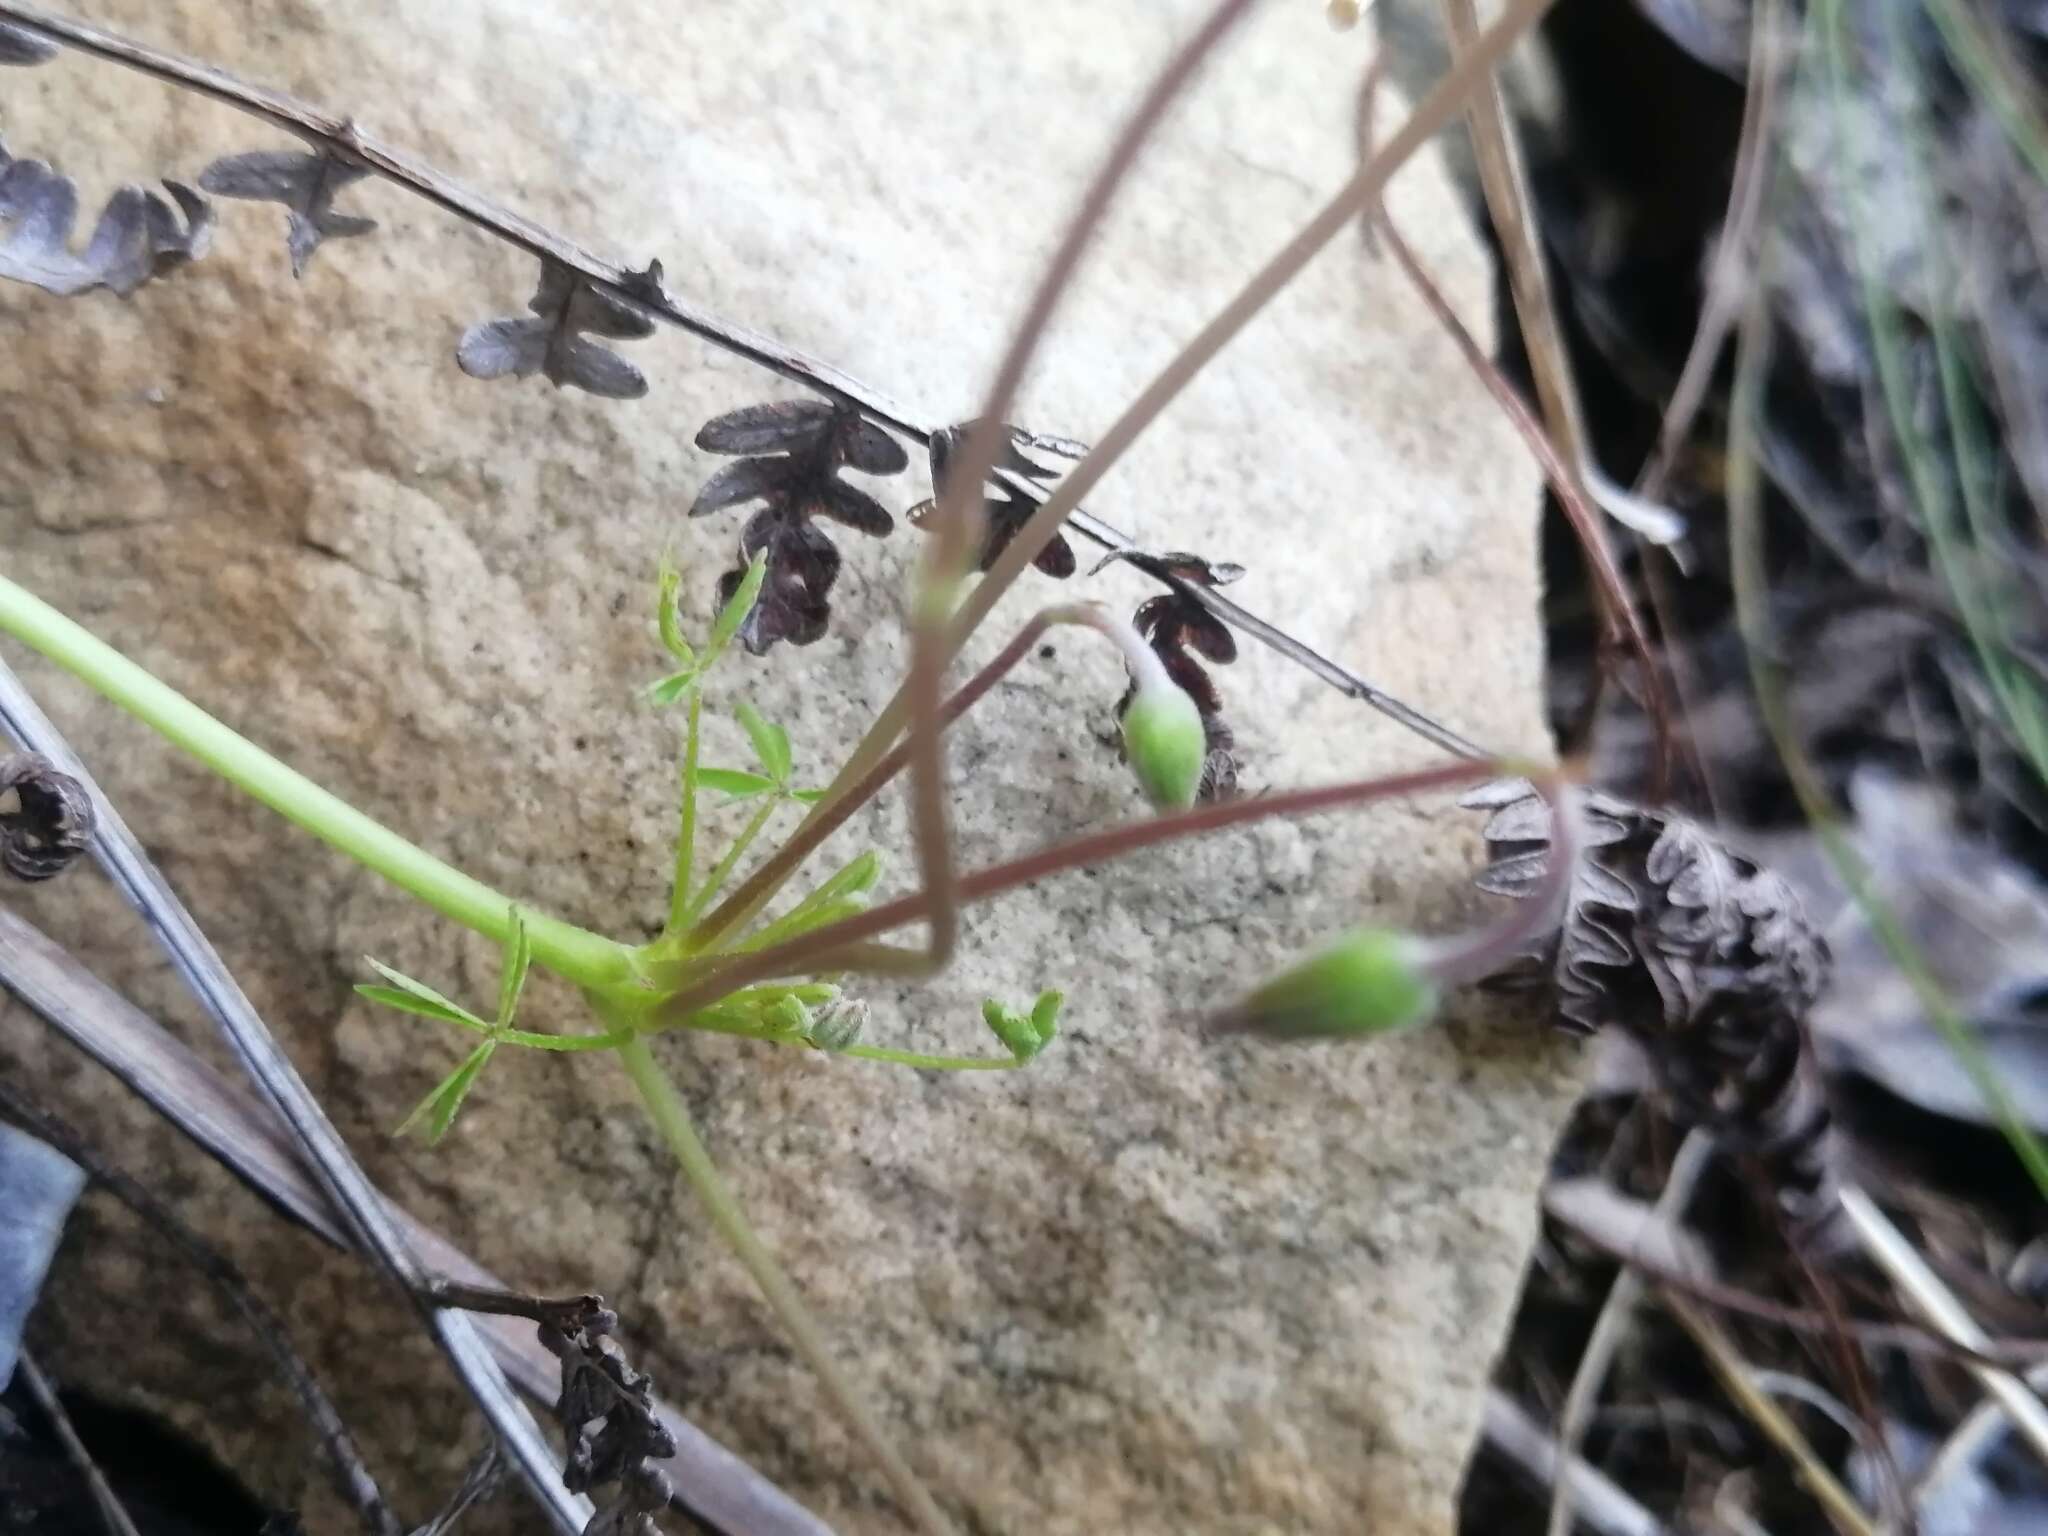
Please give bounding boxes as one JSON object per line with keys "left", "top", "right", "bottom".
{"left": 1216, "top": 928, "right": 1437, "bottom": 1041}
{"left": 806, "top": 999, "right": 868, "bottom": 1052}
{"left": 765, "top": 996, "right": 811, "bottom": 1037}
{"left": 1121, "top": 679, "right": 1206, "bottom": 812}
{"left": 982, "top": 988, "right": 1064, "bottom": 1062}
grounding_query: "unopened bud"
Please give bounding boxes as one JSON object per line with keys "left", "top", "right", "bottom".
{"left": 807, "top": 999, "right": 869, "bottom": 1051}
{"left": 982, "top": 989, "right": 1064, "bottom": 1062}
{"left": 1213, "top": 928, "right": 1437, "bottom": 1041}
{"left": 1121, "top": 679, "right": 1206, "bottom": 812}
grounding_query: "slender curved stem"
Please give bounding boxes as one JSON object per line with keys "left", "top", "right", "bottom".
{"left": 660, "top": 757, "right": 1510, "bottom": 1025}
{"left": 783, "top": 0, "right": 1555, "bottom": 849}
{"left": 611, "top": 1034, "right": 955, "bottom": 1536}
{"left": 0, "top": 574, "right": 628, "bottom": 990}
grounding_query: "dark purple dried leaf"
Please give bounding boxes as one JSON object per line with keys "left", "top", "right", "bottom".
{"left": 0, "top": 140, "right": 213, "bottom": 298}
{"left": 199, "top": 147, "right": 374, "bottom": 277}
{"left": 718, "top": 508, "right": 843, "bottom": 653}
{"left": 457, "top": 257, "right": 653, "bottom": 400}
{"left": 688, "top": 457, "right": 800, "bottom": 517}
{"left": 839, "top": 417, "right": 910, "bottom": 474}
{"left": 695, "top": 400, "right": 838, "bottom": 455}
{"left": 816, "top": 479, "right": 894, "bottom": 536}
{"left": 690, "top": 397, "right": 908, "bottom": 650}
{"left": 0, "top": 23, "right": 57, "bottom": 65}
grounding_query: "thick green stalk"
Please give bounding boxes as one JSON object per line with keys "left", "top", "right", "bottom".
{"left": 0, "top": 574, "right": 627, "bottom": 990}
{"left": 610, "top": 1034, "right": 955, "bottom": 1536}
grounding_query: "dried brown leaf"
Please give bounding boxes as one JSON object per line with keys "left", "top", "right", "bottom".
{"left": 691, "top": 397, "right": 908, "bottom": 651}
{"left": 199, "top": 146, "right": 376, "bottom": 277}
{"left": 457, "top": 256, "right": 654, "bottom": 399}
{"left": 0, "top": 138, "right": 211, "bottom": 298}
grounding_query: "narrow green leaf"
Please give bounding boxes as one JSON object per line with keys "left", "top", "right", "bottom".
{"left": 809, "top": 849, "right": 882, "bottom": 905}
{"left": 396, "top": 1041, "right": 495, "bottom": 1142}
{"left": 706, "top": 549, "right": 768, "bottom": 664}
{"left": 655, "top": 554, "right": 696, "bottom": 666}
{"left": 359, "top": 958, "right": 488, "bottom": 1029}
{"left": 495, "top": 909, "right": 532, "bottom": 1031}
{"left": 696, "top": 767, "right": 776, "bottom": 798}
{"left": 790, "top": 787, "right": 827, "bottom": 805}
{"left": 646, "top": 669, "right": 698, "bottom": 708}
{"left": 354, "top": 985, "right": 493, "bottom": 1032}
{"left": 735, "top": 896, "right": 868, "bottom": 953}
{"left": 735, "top": 701, "right": 793, "bottom": 783}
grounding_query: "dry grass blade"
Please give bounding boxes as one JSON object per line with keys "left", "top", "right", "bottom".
{"left": 1661, "top": 1291, "right": 1881, "bottom": 1536}
{"left": 1483, "top": 1388, "right": 1668, "bottom": 1536}
{"left": 0, "top": 659, "right": 591, "bottom": 1536}
{"left": 0, "top": 899, "right": 833, "bottom": 1536}
{"left": 15, "top": 1351, "right": 144, "bottom": 1536}
{"left": 1838, "top": 1185, "right": 2048, "bottom": 1472}
{"left": 1546, "top": 1131, "right": 1714, "bottom": 1536}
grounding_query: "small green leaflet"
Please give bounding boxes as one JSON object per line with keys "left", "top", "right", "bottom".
{"left": 706, "top": 550, "right": 767, "bottom": 660}
{"left": 646, "top": 550, "right": 765, "bottom": 705}
{"left": 735, "top": 701, "right": 793, "bottom": 783}
{"left": 368, "top": 909, "right": 535, "bottom": 1143}
{"left": 696, "top": 767, "right": 777, "bottom": 799}
{"left": 655, "top": 554, "right": 695, "bottom": 667}
{"left": 356, "top": 958, "right": 487, "bottom": 1028}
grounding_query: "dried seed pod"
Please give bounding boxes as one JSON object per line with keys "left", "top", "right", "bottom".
{"left": 1464, "top": 780, "right": 1842, "bottom": 1241}
{"left": 0, "top": 753, "right": 93, "bottom": 882}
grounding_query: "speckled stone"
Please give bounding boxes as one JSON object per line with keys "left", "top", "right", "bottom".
{"left": 0, "top": 3, "right": 1581, "bottom": 1533}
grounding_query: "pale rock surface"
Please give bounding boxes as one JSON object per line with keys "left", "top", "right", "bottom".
{"left": 0, "top": 3, "right": 1581, "bottom": 1532}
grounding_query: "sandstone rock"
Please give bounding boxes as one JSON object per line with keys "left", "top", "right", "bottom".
{"left": 0, "top": 3, "right": 1581, "bottom": 1533}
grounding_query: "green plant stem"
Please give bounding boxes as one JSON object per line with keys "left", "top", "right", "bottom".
{"left": 681, "top": 798, "right": 778, "bottom": 930}
{"left": 660, "top": 756, "right": 1507, "bottom": 1025}
{"left": 611, "top": 1034, "right": 955, "bottom": 1536}
{"left": 836, "top": 1044, "right": 1018, "bottom": 1071}
{"left": 663, "top": 690, "right": 703, "bottom": 940}
{"left": 0, "top": 574, "right": 627, "bottom": 990}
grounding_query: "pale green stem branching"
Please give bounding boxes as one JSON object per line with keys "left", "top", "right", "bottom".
{"left": 612, "top": 1033, "right": 954, "bottom": 1536}
{"left": 681, "top": 797, "right": 778, "bottom": 931}
{"left": 0, "top": 575, "right": 628, "bottom": 990}
{"left": 663, "top": 690, "right": 703, "bottom": 940}
{"left": 656, "top": 758, "right": 1510, "bottom": 1027}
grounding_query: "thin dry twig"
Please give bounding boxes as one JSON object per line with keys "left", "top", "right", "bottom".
{"left": 0, "top": 1080, "right": 402, "bottom": 1536}
{"left": 1662, "top": 1290, "right": 1881, "bottom": 1536}
{"left": 1546, "top": 1131, "right": 1714, "bottom": 1536}
{"left": 0, "top": 659, "right": 590, "bottom": 1535}
{"left": 1436, "top": 0, "right": 1675, "bottom": 790}
{"left": 0, "top": 899, "right": 830, "bottom": 1536}
{"left": 0, "top": 0, "right": 1475, "bottom": 765}
{"left": 1484, "top": 1387, "right": 1669, "bottom": 1536}
{"left": 1839, "top": 1185, "right": 2048, "bottom": 1472}
{"left": 15, "top": 1350, "right": 144, "bottom": 1536}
